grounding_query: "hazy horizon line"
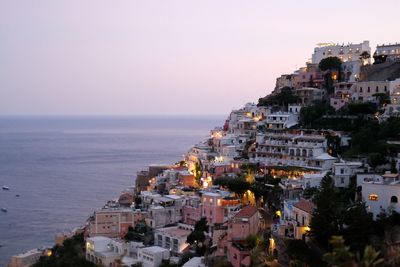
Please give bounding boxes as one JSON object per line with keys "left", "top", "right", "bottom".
{"left": 0, "top": 113, "right": 228, "bottom": 118}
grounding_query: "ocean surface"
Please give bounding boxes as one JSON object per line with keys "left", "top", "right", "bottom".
{"left": 0, "top": 115, "right": 224, "bottom": 266}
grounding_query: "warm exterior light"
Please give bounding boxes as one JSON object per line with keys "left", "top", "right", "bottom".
{"left": 369, "top": 194, "right": 378, "bottom": 201}
{"left": 275, "top": 210, "right": 282, "bottom": 218}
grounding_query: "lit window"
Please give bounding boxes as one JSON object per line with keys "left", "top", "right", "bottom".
{"left": 369, "top": 194, "right": 378, "bottom": 201}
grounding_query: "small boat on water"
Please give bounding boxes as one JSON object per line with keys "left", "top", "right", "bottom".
{"left": 1, "top": 208, "right": 7, "bottom": 212}
{"left": 16, "top": 194, "right": 20, "bottom": 197}
{"left": 2, "top": 186, "right": 10, "bottom": 190}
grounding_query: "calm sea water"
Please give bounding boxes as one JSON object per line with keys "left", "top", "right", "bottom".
{"left": 0, "top": 116, "right": 224, "bottom": 266}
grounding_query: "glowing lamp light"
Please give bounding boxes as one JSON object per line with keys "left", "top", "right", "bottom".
{"left": 275, "top": 210, "right": 282, "bottom": 218}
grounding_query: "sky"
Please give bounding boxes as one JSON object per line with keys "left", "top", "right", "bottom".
{"left": 0, "top": 0, "right": 399, "bottom": 116}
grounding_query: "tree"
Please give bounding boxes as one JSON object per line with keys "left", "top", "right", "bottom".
{"left": 359, "top": 51, "right": 371, "bottom": 66}
{"left": 32, "top": 233, "right": 97, "bottom": 267}
{"left": 286, "top": 239, "right": 312, "bottom": 266}
{"left": 390, "top": 159, "right": 398, "bottom": 173}
{"left": 342, "top": 203, "right": 374, "bottom": 253}
{"left": 319, "top": 57, "right": 342, "bottom": 94}
{"left": 347, "top": 102, "right": 378, "bottom": 115}
{"left": 372, "top": 93, "right": 390, "bottom": 107}
{"left": 319, "top": 57, "right": 342, "bottom": 72}
{"left": 309, "top": 175, "right": 341, "bottom": 248}
{"left": 213, "top": 176, "right": 251, "bottom": 198}
{"left": 246, "top": 234, "right": 265, "bottom": 267}
{"left": 187, "top": 217, "right": 209, "bottom": 256}
{"left": 323, "top": 236, "right": 383, "bottom": 267}
{"left": 299, "top": 100, "right": 335, "bottom": 128}
{"left": 258, "top": 87, "right": 299, "bottom": 107}
{"left": 193, "top": 161, "right": 203, "bottom": 183}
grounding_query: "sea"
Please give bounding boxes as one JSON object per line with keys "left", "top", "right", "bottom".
{"left": 0, "top": 115, "right": 224, "bottom": 266}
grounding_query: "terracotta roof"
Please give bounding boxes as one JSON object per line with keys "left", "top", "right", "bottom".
{"left": 293, "top": 198, "right": 315, "bottom": 214}
{"left": 235, "top": 205, "right": 258, "bottom": 218}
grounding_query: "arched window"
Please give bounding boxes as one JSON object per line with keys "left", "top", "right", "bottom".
{"left": 390, "top": 196, "right": 398, "bottom": 203}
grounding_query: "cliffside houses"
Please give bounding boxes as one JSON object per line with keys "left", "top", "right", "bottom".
{"left": 67, "top": 40, "right": 400, "bottom": 267}
{"left": 250, "top": 129, "right": 338, "bottom": 171}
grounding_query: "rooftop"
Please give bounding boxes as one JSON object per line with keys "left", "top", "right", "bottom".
{"left": 314, "top": 153, "right": 337, "bottom": 161}
{"left": 293, "top": 198, "right": 315, "bottom": 214}
{"left": 156, "top": 226, "right": 192, "bottom": 238}
{"left": 235, "top": 205, "right": 258, "bottom": 218}
{"left": 202, "top": 192, "right": 221, "bottom": 197}
{"left": 88, "top": 236, "right": 111, "bottom": 242}
{"left": 141, "top": 246, "right": 169, "bottom": 254}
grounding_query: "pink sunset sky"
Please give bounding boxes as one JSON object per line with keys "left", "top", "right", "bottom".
{"left": 0, "top": 0, "right": 399, "bottom": 115}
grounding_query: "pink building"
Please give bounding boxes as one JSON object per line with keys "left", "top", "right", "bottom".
{"left": 210, "top": 163, "right": 232, "bottom": 177}
{"left": 183, "top": 196, "right": 202, "bottom": 225}
{"left": 217, "top": 205, "right": 260, "bottom": 267}
{"left": 293, "top": 63, "right": 324, "bottom": 89}
{"left": 201, "top": 192, "right": 225, "bottom": 225}
{"left": 88, "top": 209, "right": 144, "bottom": 238}
{"left": 227, "top": 206, "right": 259, "bottom": 241}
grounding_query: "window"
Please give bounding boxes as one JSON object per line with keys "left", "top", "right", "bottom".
{"left": 367, "top": 87, "right": 370, "bottom": 93}
{"left": 369, "top": 194, "right": 378, "bottom": 201}
{"left": 340, "top": 177, "right": 345, "bottom": 184}
{"left": 173, "top": 239, "right": 179, "bottom": 251}
{"left": 359, "top": 87, "right": 363, "bottom": 92}
{"left": 376, "top": 86, "right": 379, "bottom": 93}
{"left": 340, "top": 168, "right": 344, "bottom": 174}
{"left": 391, "top": 196, "right": 398, "bottom": 203}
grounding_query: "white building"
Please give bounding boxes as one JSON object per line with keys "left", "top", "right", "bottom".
{"left": 311, "top": 41, "right": 371, "bottom": 64}
{"left": 182, "top": 257, "right": 206, "bottom": 267}
{"left": 154, "top": 224, "right": 193, "bottom": 255}
{"left": 185, "top": 142, "right": 214, "bottom": 173}
{"left": 361, "top": 173, "right": 400, "bottom": 218}
{"left": 332, "top": 160, "right": 363, "bottom": 187}
{"left": 137, "top": 246, "right": 170, "bottom": 267}
{"left": 145, "top": 195, "right": 184, "bottom": 229}
{"left": 265, "top": 112, "right": 299, "bottom": 130}
{"left": 85, "top": 236, "right": 126, "bottom": 267}
{"left": 252, "top": 130, "right": 336, "bottom": 170}
{"left": 384, "top": 79, "right": 400, "bottom": 117}
{"left": 374, "top": 43, "right": 400, "bottom": 62}
{"left": 279, "top": 198, "right": 314, "bottom": 240}
{"left": 303, "top": 171, "right": 328, "bottom": 189}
